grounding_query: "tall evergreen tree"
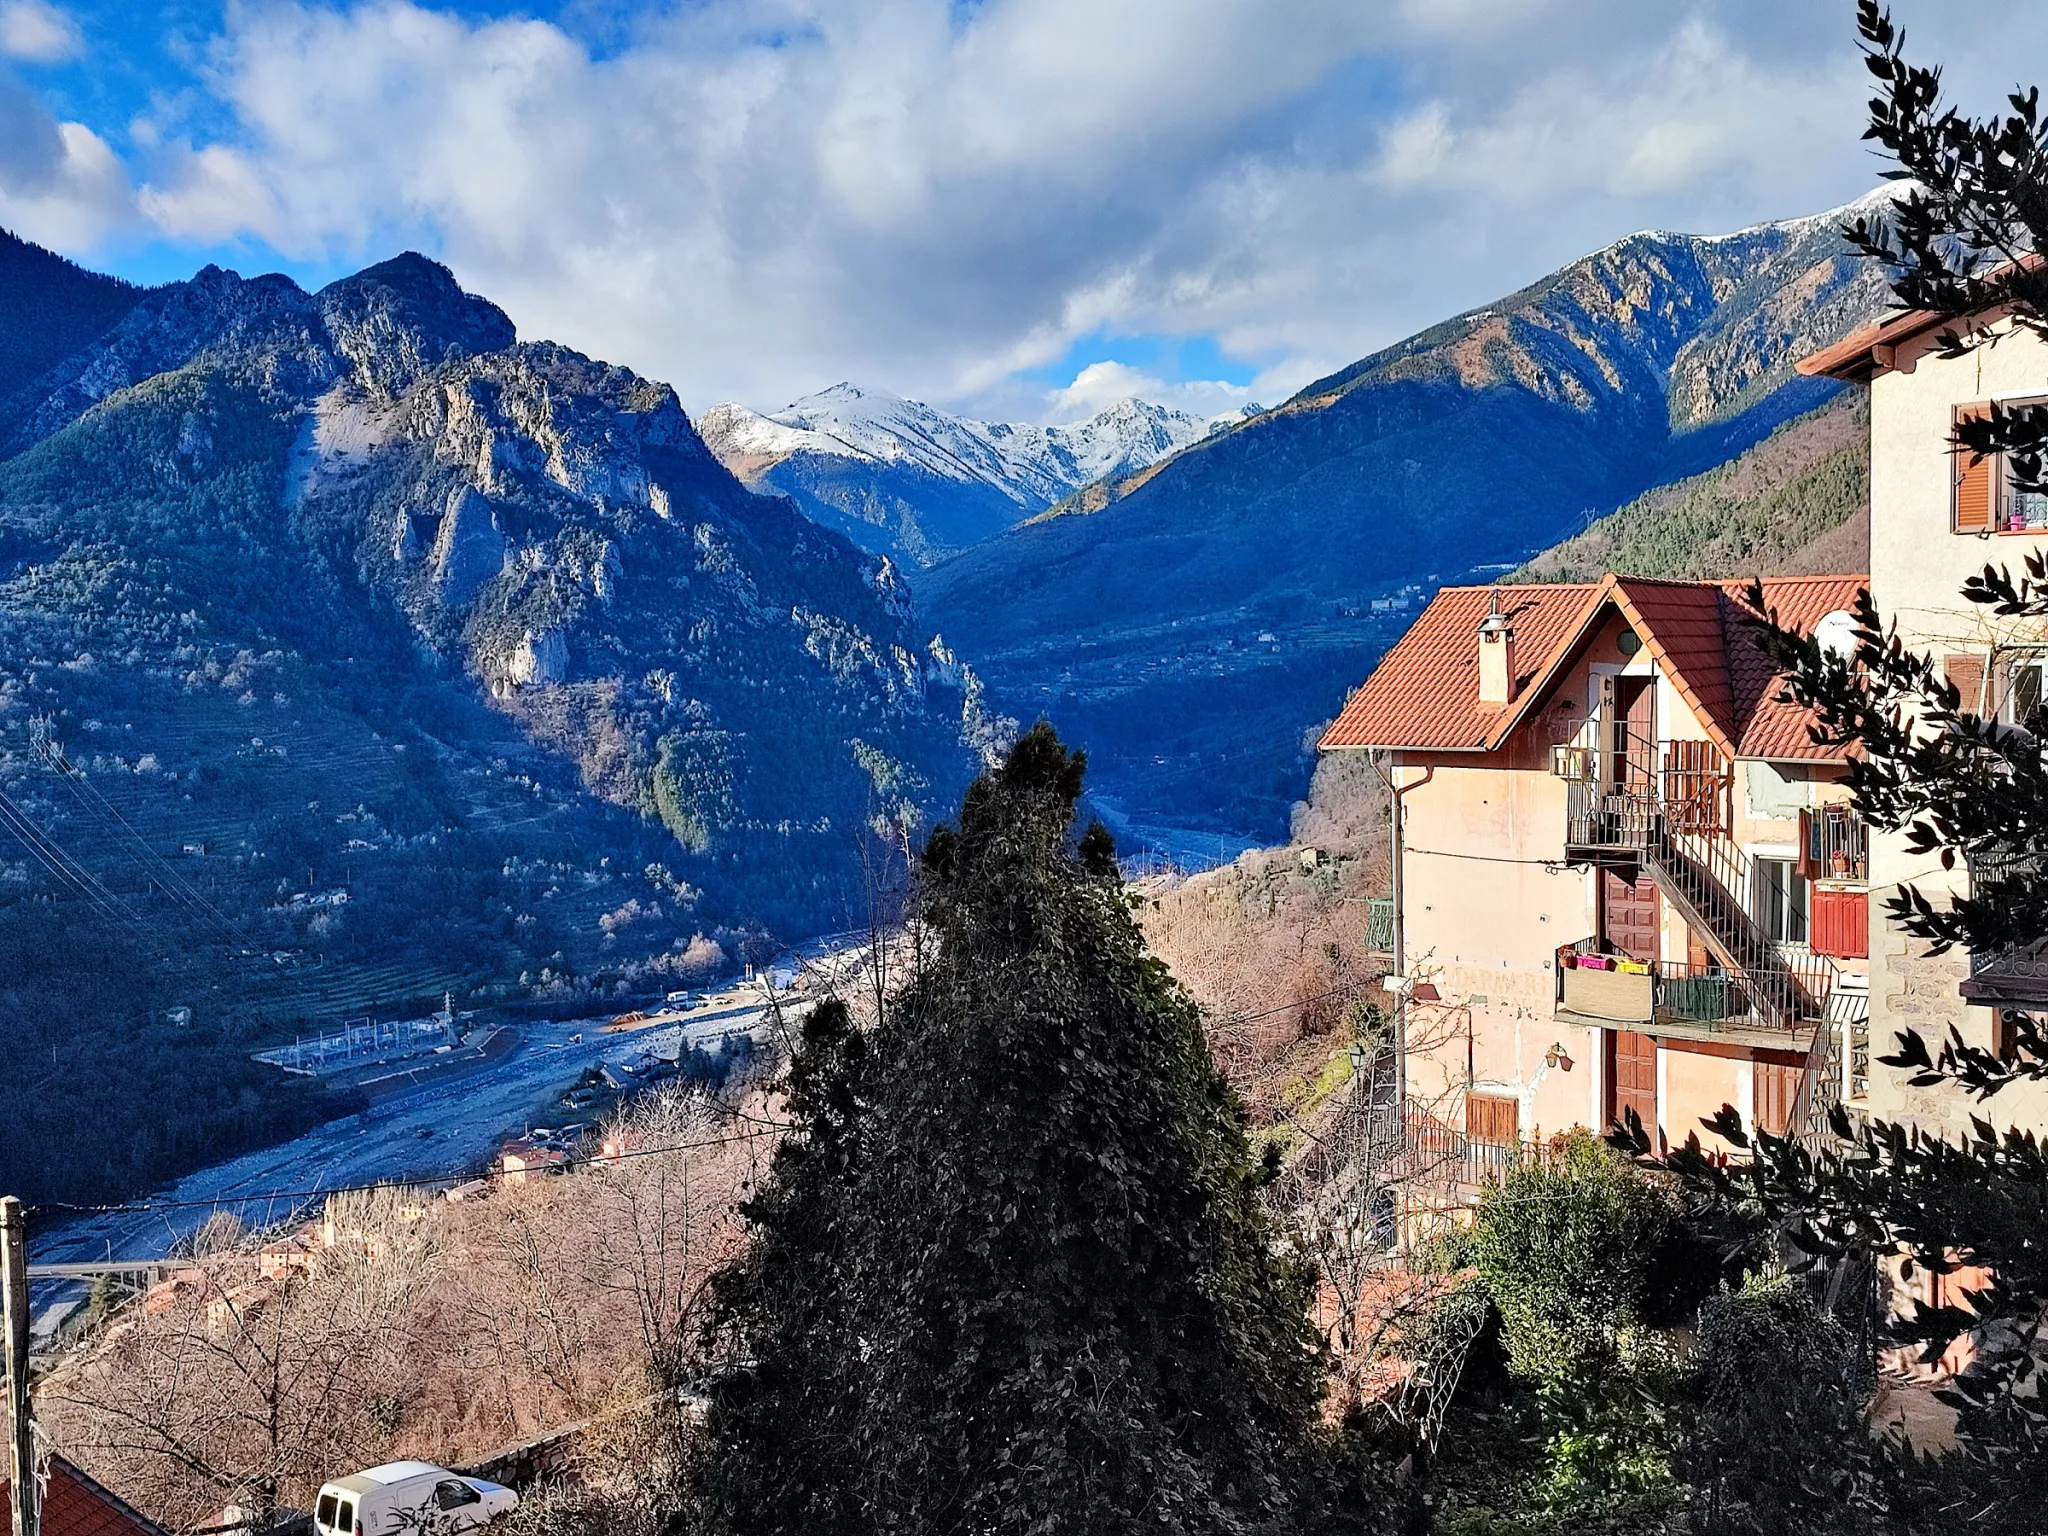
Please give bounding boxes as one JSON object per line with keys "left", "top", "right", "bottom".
{"left": 692, "top": 723, "right": 1378, "bottom": 1535}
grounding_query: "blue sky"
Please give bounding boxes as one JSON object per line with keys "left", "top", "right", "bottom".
{"left": 3, "top": 1, "right": 2044, "bottom": 421}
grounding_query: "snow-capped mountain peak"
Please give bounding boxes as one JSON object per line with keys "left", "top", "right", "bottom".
{"left": 702, "top": 386, "right": 1215, "bottom": 499}
{"left": 697, "top": 386, "right": 1218, "bottom": 566}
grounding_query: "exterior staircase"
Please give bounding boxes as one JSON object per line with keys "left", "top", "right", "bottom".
{"left": 1567, "top": 781, "right": 1842, "bottom": 1135}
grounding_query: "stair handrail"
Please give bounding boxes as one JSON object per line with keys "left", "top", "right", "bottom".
{"left": 1564, "top": 724, "right": 1838, "bottom": 1029}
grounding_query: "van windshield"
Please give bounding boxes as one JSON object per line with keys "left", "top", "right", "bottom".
{"left": 316, "top": 1496, "right": 337, "bottom": 1531}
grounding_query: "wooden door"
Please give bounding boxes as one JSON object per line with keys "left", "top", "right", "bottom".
{"left": 1601, "top": 869, "right": 1660, "bottom": 961}
{"left": 1606, "top": 1030, "right": 1658, "bottom": 1137}
{"left": 1754, "top": 1056, "right": 1804, "bottom": 1136}
{"left": 1614, "top": 675, "right": 1656, "bottom": 791}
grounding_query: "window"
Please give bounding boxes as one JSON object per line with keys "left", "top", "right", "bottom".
{"left": 1998, "top": 654, "right": 2048, "bottom": 729}
{"left": 1755, "top": 857, "right": 1808, "bottom": 945}
{"left": 2010, "top": 471, "right": 2048, "bottom": 532}
{"left": 317, "top": 1497, "right": 338, "bottom": 1532}
{"left": 434, "top": 1482, "right": 482, "bottom": 1512}
{"left": 1466, "top": 1092, "right": 1520, "bottom": 1148}
{"left": 337, "top": 1501, "right": 355, "bottom": 1535}
{"left": 1953, "top": 400, "right": 2048, "bottom": 532}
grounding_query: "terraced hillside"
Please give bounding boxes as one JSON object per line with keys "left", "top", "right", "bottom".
{"left": 0, "top": 240, "right": 982, "bottom": 1205}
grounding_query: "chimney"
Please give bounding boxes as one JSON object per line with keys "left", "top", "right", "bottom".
{"left": 1477, "top": 593, "right": 1517, "bottom": 706}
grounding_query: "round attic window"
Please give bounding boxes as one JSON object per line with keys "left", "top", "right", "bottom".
{"left": 1616, "top": 629, "right": 1642, "bottom": 656}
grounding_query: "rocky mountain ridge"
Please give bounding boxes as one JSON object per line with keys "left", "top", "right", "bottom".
{"left": 0, "top": 234, "right": 990, "bottom": 1203}
{"left": 698, "top": 383, "right": 1228, "bottom": 565}
{"left": 919, "top": 190, "right": 1899, "bottom": 843}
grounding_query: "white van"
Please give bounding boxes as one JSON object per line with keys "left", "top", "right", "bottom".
{"left": 313, "top": 1463, "right": 518, "bottom": 1536}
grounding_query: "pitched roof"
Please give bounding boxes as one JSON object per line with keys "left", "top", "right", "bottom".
{"left": 1799, "top": 256, "right": 2040, "bottom": 382}
{"left": 1, "top": 1456, "right": 171, "bottom": 1536}
{"left": 1725, "top": 576, "right": 1866, "bottom": 759}
{"left": 1796, "top": 307, "right": 1957, "bottom": 383}
{"left": 1318, "top": 583, "right": 1603, "bottom": 752}
{"left": 1319, "top": 572, "right": 1866, "bottom": 761}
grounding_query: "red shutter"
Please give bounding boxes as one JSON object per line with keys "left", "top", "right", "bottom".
{"left": 1811, "top": 887, "right": 1868, "bottom": 959}
{"left": 1955, "top": 405, "right": 1994, "bottom": 532}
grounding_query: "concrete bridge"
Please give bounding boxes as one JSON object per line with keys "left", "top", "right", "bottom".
{"left": 27, "top": 1258, "right": 180, "bottom": 1289}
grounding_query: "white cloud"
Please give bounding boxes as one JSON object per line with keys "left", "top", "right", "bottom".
{"left": 1043, "top": 361, "right": 1255, "bottom": 425}
{"left": 0, "top": 0, "right": 80, "bottom": 63}
{"left": 0, "top": 68, "right": 131, "bottom": 248}
{"left": 29, "top": 0, "right": 2048, "bottom": 420}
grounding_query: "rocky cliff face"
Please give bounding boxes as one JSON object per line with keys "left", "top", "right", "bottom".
{"left": 919, "top": 191, "right": 1896, "bottom": 844}
{"left": 0, "top": 240, "right": 986, "bottom": 1023}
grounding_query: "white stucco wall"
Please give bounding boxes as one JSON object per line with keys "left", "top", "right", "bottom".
{"left": 1864, "top": 321, "right": 2048, "bottom": 1136}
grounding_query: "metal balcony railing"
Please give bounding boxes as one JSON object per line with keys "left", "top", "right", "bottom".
{"left": 1553, "top": 937, "right": 1836, "bottom": 1032}
{"left": 1807, "top": 806, "right": 1869, "bottom": 884}
{"left": 1398, "top": 1110, "right": 1541, "bottom": 1191}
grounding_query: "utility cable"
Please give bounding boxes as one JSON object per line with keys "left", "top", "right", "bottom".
{"left": 35, "top": 737, "right": 255, "bottom": 949}
{"left": 0, "top": 782, "right": 154, "bottom": 936}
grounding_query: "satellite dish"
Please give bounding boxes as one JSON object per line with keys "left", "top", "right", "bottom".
{"left": 1813, "top": 609, "right": 1859, "bottom": 663}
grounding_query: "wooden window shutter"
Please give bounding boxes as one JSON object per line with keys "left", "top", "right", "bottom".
{"left": 1466, "top": 1092, "right": 1519, "bottom": 1148}
{"left": 1796, "top": 807, "right": 1817, "bottom": 880}
{"left": 1944, "top": 653, "right": 1987, "bottom": 714}
{"left": 1954, "top": 404, "right": 1994, "bottom": 532}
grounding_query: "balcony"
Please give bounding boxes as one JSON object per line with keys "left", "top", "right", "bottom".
{"left": 1806, "top": 805, "right": 1868, "bottom": 885}
{"left": 1554, "top": 938, "right": 1834, "bottom": 1043}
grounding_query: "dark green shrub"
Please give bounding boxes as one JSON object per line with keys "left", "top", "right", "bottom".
{"left": 1470, "top": 1130, "right": 1678, "bottom": 1382}
{"left": 1685, "top": 1273, "right": 1862, "bottom": 1536}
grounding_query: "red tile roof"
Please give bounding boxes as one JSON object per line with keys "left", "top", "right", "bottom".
{"left": 1, "top": 1456, "right": 169, "bottom": 1536}
{"left": 1319, "top": 572, "right": 1866, "bottom": 761}
{"left": 1318, "top": 583, "right": 1603, "bottom": 752}
{"left": 1725, "top": 576, "right": 1866, "bottom": 759}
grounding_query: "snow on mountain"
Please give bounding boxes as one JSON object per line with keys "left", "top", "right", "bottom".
{"left": 696, "top": 383, "right": 1222, "bottom": 566}
{"left": 705, "top": 385, "right": 1210, "bottom": 508}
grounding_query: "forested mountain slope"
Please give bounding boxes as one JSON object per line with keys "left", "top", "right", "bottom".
{"left": 1512, "top": 392, "right": 1870, "bottom": 583}
{"left": 0, "top": 240, "right": 983, "bottom": 1205}
{"left": 918, "top": 193, "right": 1895, "bottom": 845}
{"left": 0, "top": 229, "right": 143, "bottom": 410}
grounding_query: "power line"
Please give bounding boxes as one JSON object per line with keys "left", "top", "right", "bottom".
{"left": 1405, "top": 845, "right": 1567, "bottom": 871}
{"left": 35, "top": 734, "right": 253, "bottom": 950}
{"left": 0, "top": 782, "right": 155, "bottom": 938}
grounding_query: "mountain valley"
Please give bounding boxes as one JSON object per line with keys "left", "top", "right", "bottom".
{"left": 0, "top": 235, "right": 984, "bottom": 1204}
{"left": 0, "top": 188, "right": 1891, "bottom": 1208}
